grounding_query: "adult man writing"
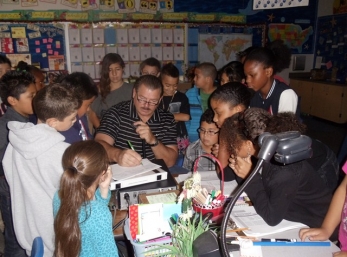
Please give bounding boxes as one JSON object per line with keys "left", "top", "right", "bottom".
{"left": 95, "top": 75, "right": 178, "bottom": 167}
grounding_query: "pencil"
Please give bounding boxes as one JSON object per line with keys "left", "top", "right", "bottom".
{"left": 226, "top": 227, "right": 249, "bottom": 233}
{"left": 127, "top": 140, "right": 143, "bottom": 165}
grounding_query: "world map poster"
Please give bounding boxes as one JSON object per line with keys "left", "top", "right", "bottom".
{"left": 198, "top": 34, "right": 252, "bottom": 69}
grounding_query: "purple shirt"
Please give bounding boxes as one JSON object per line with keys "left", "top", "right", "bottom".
{"left": 339, "top": 161, "right": 347, "bottom": 250}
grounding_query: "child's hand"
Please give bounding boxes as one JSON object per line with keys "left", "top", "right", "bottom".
{"left": 299, "top": 227, "right": 330, "bottom": 242}
{"left": 99, "top": 167, "right": 112, "bottom": 198}
{"left": 211, "top": 143, "right": 219, "bottom": 157}
{"left": 334, "top": 251, "right": 347, "bottom": 256}
{"left": 229, "top": 155, "right": 252, "bottom": 179}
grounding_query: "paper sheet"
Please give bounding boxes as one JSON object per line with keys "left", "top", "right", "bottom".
{"left": 173, "top": 28, "right": 184, "bottom": 43}
{"left": 140, "top": 46, "right": 151, "bottom": 60}
{"left": 93, "top": 28, "right": 104, "bottom": 44}
{"left": 82, "top": 47, "right": 94, "bottom": 62}
{"left": 129, "top": 45, "right": 140, "bottom": 61}
{"left": 70, "top": 47, "right": 82, "bottom": 62}
{"left": 82, "top": 63, "right": 96, "bottom": 79}
{"left": 93, "top": 47, "right": 105, "bottom": 62}
{"left": 151, "top": 46, "right": 162, "bottom": 60}
{"left": 111, "top": 158, "right": 161, "bottom": 181}
{"left": 129, "top": 63, "right": 140, "bottom": 77}
{"left": 128, "top": 28, "right": 140, "bottom": 43}
{"left": 117, "top": 45, "right": 129, "bottom": 61}
{"left": 116, "top": 29, "right": 128, "bottom": 44}
{"left": 162, "top": 46, "right": 173, "bottom": 60}
{"left": 140, "top": 28, "right": 151, "bottom": 43}
{"left": 81, "top": 28, "right": 92, "bottom": 44}
{"left": 162, "top": 28, "right": 173, "bottom": 43}
{"left": 151, "top": 28, "right": 162, "bottom": 43}
{"left": 230, "top": 206, "right": 306, "bottom": 237}
{"left": 146, "top": 192, "right": 178, "bottom": 204}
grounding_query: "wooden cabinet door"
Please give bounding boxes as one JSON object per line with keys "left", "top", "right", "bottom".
{"left": 290, "top": 79, "right": 313, "bottom": 114}
{"left": 310, "top": 82, "right": 344, "bottom": 123}
{"left": 340, "top": 87, "right": 347, "bottom": 123}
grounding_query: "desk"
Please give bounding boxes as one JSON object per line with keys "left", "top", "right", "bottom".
{"left": 230, "top": 228, "right": 340, "bottom": 257}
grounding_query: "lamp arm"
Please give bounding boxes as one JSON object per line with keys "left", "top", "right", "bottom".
{"left": 219, "top": 158, "right": 265, "bottom": 257}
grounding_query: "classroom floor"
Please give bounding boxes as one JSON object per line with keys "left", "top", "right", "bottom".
{"left": 0, "top": 115, "right": 345, "bottom": 256}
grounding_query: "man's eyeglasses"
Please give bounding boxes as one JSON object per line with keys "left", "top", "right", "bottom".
{"left": 136, "top": 94, "right": 159, "bottom": 106}
{"left": 197, "top": 128, "right": 219, "bottom": 136}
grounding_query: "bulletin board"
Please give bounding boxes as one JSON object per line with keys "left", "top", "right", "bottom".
{"left": 67, "top": 22, "right": 186, "bottom": 80}
{"left": 0, "top": 23, "right": 67, "bottom": 78}
{"left": 315, "top": 14, "right": 347, "bottom": 72}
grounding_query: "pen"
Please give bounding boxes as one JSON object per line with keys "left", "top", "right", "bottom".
{"left": 227, "top": 241, "right": 331, "bottom": 247}
{"left": 127, "top": 140, "right": 135, "bottom": 151}
{"left": 261, "top": 238, "right": 297, "bottom": 242}
{"left": 127, "top": 140, "right": 143, "bottom": 165}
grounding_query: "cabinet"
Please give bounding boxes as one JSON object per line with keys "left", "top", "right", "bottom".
{"left": 290, "top": 79, "right": 347, "bottom": 123}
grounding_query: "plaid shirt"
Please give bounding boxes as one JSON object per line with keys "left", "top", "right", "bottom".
{"left": 183, "top": 139, "right": 215, "bottom": 171}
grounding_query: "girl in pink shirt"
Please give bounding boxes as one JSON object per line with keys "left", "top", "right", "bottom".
{"left": 300, "top": 161, "right": 347, "bottom": 256}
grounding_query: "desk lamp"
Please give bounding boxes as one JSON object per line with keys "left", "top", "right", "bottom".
{"left": 193, "top": 131, "right": 312, "bottom": 257}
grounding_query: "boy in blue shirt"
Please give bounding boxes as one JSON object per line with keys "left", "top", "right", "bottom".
{"left": 186, "top": 62, "right": 217, "bottom": 142}
{"left": 59, "top": 72, "right": 98, "bottom": 143}
{"left": 0, "top": 71, "right": 37, "bottom": 257}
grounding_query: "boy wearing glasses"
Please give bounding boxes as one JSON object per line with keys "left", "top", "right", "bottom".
{"left": 183, "top": 109, "right": 218, "bottom": 171}
{"left": 95, "top": 75, "right": 178, "bottom": 168}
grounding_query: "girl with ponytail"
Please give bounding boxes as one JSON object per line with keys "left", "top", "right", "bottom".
{"left": 53, "top": 140, "right": 118, "bottom": 257}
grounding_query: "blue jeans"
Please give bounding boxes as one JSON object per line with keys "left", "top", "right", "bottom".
{"left": 0, "top": 178, "right": 27, "bottom": 257}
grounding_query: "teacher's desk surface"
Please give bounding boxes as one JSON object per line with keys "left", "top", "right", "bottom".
{"left": 109, "top": 166, "right": 340, "bottom": 256}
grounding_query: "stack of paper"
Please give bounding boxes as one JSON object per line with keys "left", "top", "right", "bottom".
{"left": 230, "top": 205, "right": 306, "bottom": 237}
{"left": 111, "top": 159, "right": 161, "bottom": 181}
{"left": 110, "top": 159, "right": 167, "bottom": 190}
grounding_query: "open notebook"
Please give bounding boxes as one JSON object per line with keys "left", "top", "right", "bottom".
{"left": 230, "top": 205, "right": 307, "bottom": 237}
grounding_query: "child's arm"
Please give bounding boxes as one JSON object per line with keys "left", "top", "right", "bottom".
{"left": 88, "top": 109, "right": 100, "bottom": 129}
{"left": 99, "top": 167, "right": 112, "bottom": 199}
{"left": 300, "top": 175, "right": 347, "bottom": 241}
{"left": 173, "top": 93, "right": 190, "bottom": 122}
{"left": 217, "top": 140, "right": 230, "bottom": 170}
{"left": 333, "top": 251, "right": 347, "bottom": 256}
{"left": 173, "top": 113, "right": 190, "bottom": 122}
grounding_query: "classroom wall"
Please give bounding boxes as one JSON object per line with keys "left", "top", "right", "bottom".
{"left": 286, "top": 0, "right": 336, "bottom": 84}
{"left": 0, "top": 0, "right": 322, "bottom": 83}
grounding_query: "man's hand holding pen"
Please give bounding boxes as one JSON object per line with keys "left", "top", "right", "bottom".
{"left": 133, "top": 121, "right": 157, "bottom": 146}
{"left": 117, "top": 149, "right": 142, "bottom": 167}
